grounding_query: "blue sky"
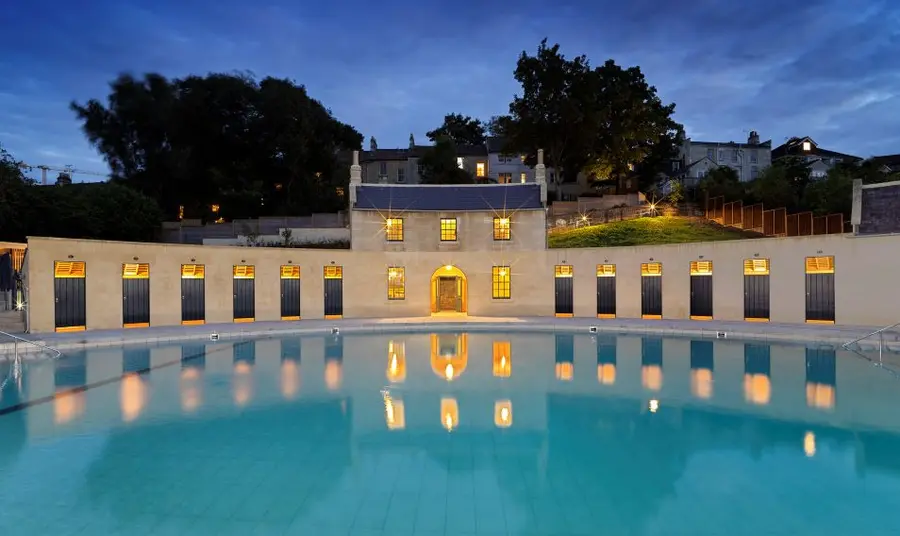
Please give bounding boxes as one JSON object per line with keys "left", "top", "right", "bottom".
{"left": 1, "top": 0, "right": 898, "bottom": 181}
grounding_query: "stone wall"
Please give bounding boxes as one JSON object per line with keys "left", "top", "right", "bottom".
{"left": 859, "top": 182, "right": 900, "bottom": 235}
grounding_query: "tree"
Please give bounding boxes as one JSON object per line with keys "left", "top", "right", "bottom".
{"left": 71, "top": 72, "right": 362, "bottom": 221}
{"left": 699, "top": 167, "right": 744, "bottom": 201}
{"left": 499, "top": 39, "right": 683, "bottom": 192}
{"left": 747, "top": 165, "right": 797, "bottom": 209}
{"left": 418, "top": 137, "right": 475, "bottom": 185}
{"left": 55, "top": 172, "right": 72, "bottom": 185}
{"left": 0, "top": 144, "right": 33, "bottom": 241}
{"left": 426, "top": 114, "right": 487, "bottom": 146}
{"left": 803, "top": 167, "right": 853, "bottom": 216}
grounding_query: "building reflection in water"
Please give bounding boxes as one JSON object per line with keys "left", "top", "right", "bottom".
{"left": 324, "top": 336, "right": 344, "bottom": 391}
{"left": 431, "top": 333, "right": 468, "bottom": 382}
{"left": 596, "top": 336, "right": 616, "bottom": 385}
{"left": 555, "top": 334, "right": 574, "bottom": 381}
{"left": 690, "top": 341, "right": 714, "bottom": 400}
{"left": 386, "top": 340, "right": 406, "bottom": 383}
{"left": 806, "top": 348, "right": 836, "bottom": 410}
{"left": 441, "top": 397, "right": 459, "bottom": 431}
{"left": 281, "top": 338, "right": 301, "bottom": 400}
{"left": 494, "top": 400, "right": 513, "bottom": 428}
{"left": 180, "top": 345, "right": 205, "bottom": 413}
{"left": 121, "top": 348, "right": 151, "bottom": 423}
{"left": 233, "top": 341, "right": 255, "bottom": 407}
{"left": 383, "top": 391, "right": 405, "bottom": 430}
{"left": 492, "top": 341, "right": 511, "bottom": 378}
{"left": 804, "top": 431, "right": 817, "bottom": 457}
{"left": 54, "top": 353, "right": 87, "bottom": 424}
{"left": 744, "top": 344, "right": 771, "bottom": 406}
{"left": 641, "top": 338, "right": 663, "bottom": 391}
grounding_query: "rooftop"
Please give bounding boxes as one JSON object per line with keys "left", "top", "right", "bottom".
{"left": 354, "top": 183, "right": 543, "bottom": 212}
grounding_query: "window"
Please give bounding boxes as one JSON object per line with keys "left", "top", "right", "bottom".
{"left": 697, "top": 170, "right": 708, "bottom": 179}
{"left": 456, "top": 157, "right": 464, "bottom": 169}
{"left": 672, "top": 161, "right": 681, "bottom": 171}
{"left": 476, "top": 162, "right": 486, "bottom": 177}
{"left": 440, "top": 218, "right": 457, "bottom": 241}
{"left": 385, "top": 218, "right": 403, "bottom": 241}
{"left": 335, "top": 187, "right": 345, "bottom": 198}
{"left": 520, "top": 172, "right": 527, "bottom": 183}
{"left": 387, "top": 267, "right": 405, "bottom": 300}
{"left": 731, "top": 150, "right": 738, "bottom": 163}
{"left": 498, "top": 173, "right": 512, "bottom": 184}
{"left": 802, "top": 141, "right": 812, "bottom": 151}
{"left": 397, "top": 168, "right": 405, "bottom": 183}
{"left": 719, "top": 150, "right": 726, "bottom": 162}
{"left": 520, "top": 155, "right": 526, "bottom": 163}
{"left": 707, "top": 148, "right": 714, "bottom": 160}
{"left": 751, "top": 166, "right": 759, "bottom": 180}
{"left": 493, "top": 217, "right": 511, "bottom": 240}
{"left": 417, "top": 164, "right": 424, "bottom": 176}
{"left": 749, "top": 151, "right": 758, "bottom": 164}
{"left": 492, "top": 266, "right": 510, "bottom": 299}
{"left": 379, "top": 162, "right": 387, "bottom": 175}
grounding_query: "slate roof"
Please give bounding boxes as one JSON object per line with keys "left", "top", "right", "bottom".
{"left": 354, "top": 184, "right": 543, "bottom": 212}
{"left": 771, "top": 136, "right": 861, "bottom": 161}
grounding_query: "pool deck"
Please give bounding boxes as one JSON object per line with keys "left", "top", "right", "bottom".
{"left": 2, "top": 316, "right": 899, "bottom": 356}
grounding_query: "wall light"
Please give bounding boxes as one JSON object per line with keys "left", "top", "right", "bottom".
{"left": 67, "top": 254, "right": 74, "bottom": 259}
{"left": 190, "top": 258, "right": 196, "bottom": 262}
{"left": 133, "top": 256, "right": 139, "bottom": 261}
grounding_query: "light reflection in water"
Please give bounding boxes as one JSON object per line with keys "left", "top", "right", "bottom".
{"left": 386, "top": 341, "right": 406, "bottom": 383}
{"left": 691, "top": 368, "right": 713, "bottom": 400}
{"left": 233, "top": 361, "right": 253, "bottom": 407}
{"left": 281, "top": 360, "right": 300, "bottom": 400}
{"left": 642, "top": 365, "right": 663, "bottom": 391}
{"left": 555, "top": 362, "right": 573, "bottom": 381}
{"left": 744, "top": 374, "right": 771, "bottom": 406}
{"left": 384, "top": 393, "right": 405, "bottom": 430}
{"left": 597, "top": 363, "right": 616, "bottom": 385}
{"left": 494, "top": 400, "right": 512, "bottom": 428}
{"left": 53, "top": 391, "right": 85, "bottom": 424}
{"left": 806, "top": 383, "right": 835, "bottom": 410}
{"left": 804, "top": 431, "right": 817, "bottom": 457}
{"left": 120, "top": 373, "right": 147, "bottom": 423}
{"left": 325, "top": 359, "right": 342, "bottom": 391}
{"left": 441, "top": 397, "right": 459, "bottom": 431}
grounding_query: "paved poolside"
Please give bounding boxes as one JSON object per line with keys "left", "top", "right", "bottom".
{"left": 2, "top": 316, "right": 899, "bottom": 356}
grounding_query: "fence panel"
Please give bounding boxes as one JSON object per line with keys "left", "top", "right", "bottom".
{"left": 773, "top": 208, "right": 787, "bottom": 236}
{"left": 826, "top": 214, "right": 844, "bottom": 234}
{"left": 763, "top": 210, "right": 775, "bottom": 236}
{"left": 797, "top": 212, "right": 813, "bottom": 236}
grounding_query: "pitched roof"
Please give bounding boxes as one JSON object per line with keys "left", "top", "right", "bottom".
{"left": 771, "top": 136, "right": 861, "bottom": 161}
{"left": 354, "top": 184, "right": 543, "bottom": 212}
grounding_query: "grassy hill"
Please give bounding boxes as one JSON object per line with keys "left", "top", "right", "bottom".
{"left": 548, "top": 216, "right": 760, "bottom": 248}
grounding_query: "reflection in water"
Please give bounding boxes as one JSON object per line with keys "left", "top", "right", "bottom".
{"left": 180, "top": 345, "right": 205, "bottom": 413}
{"left": 744, "top": 344, "right": 772, "bottom": 406}
{"left": 493, "top": 341, "right": 511, "bottom": 378}
{"left": 495, "top": 400, "right": 512, "bottom": 428}
{"left": 120, "top": 374, "right": 147, "bottom": 423}
{"left": 597, "top": 337, "right": 617, "bottom": 385}
{"left": 690, "top": 341, "right": 714, "bottom": 400}
{"left": 806, "top": 348, "right": 836, "bottom": 410}
{"left": 805, "top": 431, "right": 817, "bottom": 457}
{"left": 555, "top": 334, "right": 574, "bottom": 381}
{"left": 54, "top": 353, "right": 87, "bottom": 424}
{"left": 383, "top": 392, "right": 405, "bottom": 430}
{"left": 281, "top": 359, "right": 300, "bottom": 400}
{"left": 325, "top": 337, "right": 344, "bottom": 391}
{"left": 233, "top": 344, "right": 255, "bottom": 407}
{"left": 649, "top": 399, "right": 660, "bottom": 413}
{"left": 642, "top": 338, "right": 663, "bottom": 391}
{"left": 387, "top": 340, "right": 406, "bottom": 383}
{"left": 431, "top": 334, "right": 468, "bottom": 381}
{"left": 441, "top": 397, "right": 459, "bottom": 431}
{"left": 54, "top": 392, "right": 86, "bottom": 424}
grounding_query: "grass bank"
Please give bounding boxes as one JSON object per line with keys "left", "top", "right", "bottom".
{"left": 548, "top": 216, "right": 760, "bottom": 248}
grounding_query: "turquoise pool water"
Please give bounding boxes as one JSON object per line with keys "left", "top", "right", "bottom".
{"left": 1, "top": 332, "right": 900, "bottom": 535}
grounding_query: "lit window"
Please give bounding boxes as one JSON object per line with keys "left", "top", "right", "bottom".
{"left": 520, "top": 172, "right": 527, "bottom": 183}
{"left": 493, "top": 217, "right": 511, "bottom": 240}
{"left": 498, "top": 173, "right": 512, "bottom": 184}
{"left": 440, "top": 218, "right": 457, "bottom": 241}
{"left": 802, "top": 141, "right": 811, "bottom": 151}
{"left": 274, "top": 183, "right": 283, "bottom": 191}
{"left": 492, "top": 266, "right": 510, "bottom": 299}
{"left": 456, "top": 157, "right": 464, "bottom": 169}
{"left": 211, "top": 204, "right": 220, "bottom": 213}
{"left": 387, "top": 267, "right": 405, "bottom": 300}
{"left": 335, "top": 187, "right": 345, "bottom": 198}
{"left": 476, "top": 162, "right": 486, "bottom": 177}
{"left": 178, "top": 205, "right": 184, "bottom": 220}
{"left": 385, "top": 218, "right": 403, "bottom": 241}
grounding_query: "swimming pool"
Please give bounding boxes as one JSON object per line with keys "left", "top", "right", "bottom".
{"left": 1, "top": 331, "right": 900, "bottom": 535}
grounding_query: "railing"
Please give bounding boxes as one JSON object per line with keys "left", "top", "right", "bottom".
{"left": 0, "top": 330, "right": 61, "bottom": 359}
{"left": 841, "top": 321, "right": 900, "bottom": 363}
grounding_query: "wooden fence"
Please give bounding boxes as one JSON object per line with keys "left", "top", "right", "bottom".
{"left": 705, "top": 197, "right": 846, "bottom": 237}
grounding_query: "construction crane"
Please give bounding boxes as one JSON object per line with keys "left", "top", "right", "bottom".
{"left": 17, "top": 162, "right": 108, "bottom": 185}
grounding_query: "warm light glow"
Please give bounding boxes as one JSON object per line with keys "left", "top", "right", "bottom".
{"left": 649, "top": 203, "right": 657, "bottom": 211}
{"left": 181, "top": 367, "right": 200, "bottom": 381}
{"left": 802, "top": 141, "right": 811, "bottom": 151}
{"left": 649, "top": 399, "right": 659, "bottom": 413}
{"left": 234, "top": 361, "right": 252, "bottom": 375}
{"left": 234, "top": 375, "right": 253, "bottom": 407}
{"left": 499, "top": 268, "right": 507, "bottom": 276}
{"left": 744, "top": 374, "right": 771, "bottom": 405}
{"left": 642, "top": 365, "right": 663, "bottom": 391}
{"left": 494, "top": 400, "right": 513, "bottom": 428}
{"left": 281, "top": 360, "right": 300, "bottom": 400}
{"left": 476, "top": 162, "right": 486, "bottom": 177}
{"left": 384, "top": 395, "right": 406, "bottom": 430}
{"left": 555, "top": 362, "right": 574, "bottom": 381}
{"left": 499, "top": 218, "right": 509, "bottom": 225}
{"left": 492, "top": 342, "right": 511, "bottom": 377}
{"left": 597, "top": 363, "right": 616, "bottom": 385}
{"left": 211, "top": 204, "right": 220, "bottom": 213}
{"left": 444, "top": 363, "right": 454, "bottom": 380}
{"left": 456, "top": 157, "right": 464, "bottom": 169}
{"left": 120, "top": 373, "right": 147, "bottom": 423}
{"left": 806, "top": 383, "right": 835, "bottom": 410}
{"left": 804, "top": 431, "right": 816, "bottom": 457}
{"left": 54, "top": 391, "right": 85, "bottom": 425}
{"left": 325, "top": 360, "right": 343, "bottom": 391}
{"left": 387, "top": 341, "right": 407, "bottom": 383}
{"left": 691, "top": 368, "right": 713, "bottom": 400}
{"left": 441, "top": 398, "right": 459, "bottom": 431}
{"left": 445, "top": 264, "right": 453, "bottom": 271}
{"left": 14, "top": 298, "right": 24, "bottom": 311}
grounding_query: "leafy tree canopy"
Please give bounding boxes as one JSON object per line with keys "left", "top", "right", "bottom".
{"left": 71, "top": 72, "right": 362, "bottom": 221}
{"left": 426, "top": 113, "right": 487, "bottom": 146}
{"left": 699, "top": 167, "right": 744, "bottom": 201}
{"left": 497, "top": 39, "right": 683, "bottom": 191}
{"left": 418, "top": 137, "right": 476, "bottom": 185}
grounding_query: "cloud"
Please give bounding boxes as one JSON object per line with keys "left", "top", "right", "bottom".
{"left": 0, "top": 0, "right": 898, "bottom": 174}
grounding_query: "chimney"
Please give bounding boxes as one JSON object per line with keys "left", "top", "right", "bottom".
{"left": 748, "top": 131, "right": 760, "bottom": 145}
{"left": 349, "top": 150, "right": 361, "bottom": 206}
{"left": 369, "top": 136, "right": 378, "bottom": 151}
{"left": 409, "top": 133, "right": 415, "bottom": 149}
{"left": 535, "top": 149, "right": 547, "bottom": 205}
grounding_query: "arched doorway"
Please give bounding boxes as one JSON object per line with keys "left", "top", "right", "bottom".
{"left": 430, "top": 265, "right": 468, "bottom": 314}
